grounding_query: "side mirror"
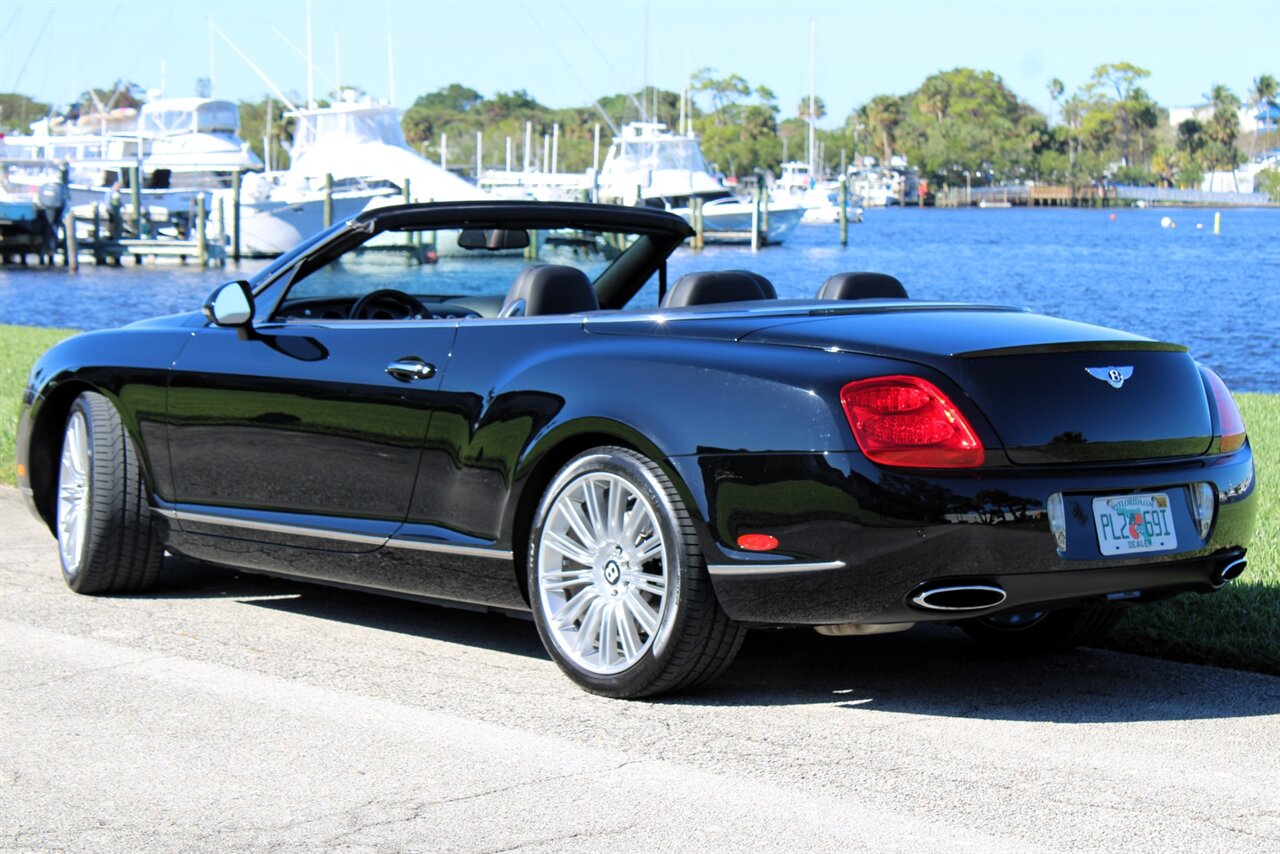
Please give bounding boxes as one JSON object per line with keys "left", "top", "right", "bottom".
{"left": 203, "top": 280, "right": 254, "bottom": 327}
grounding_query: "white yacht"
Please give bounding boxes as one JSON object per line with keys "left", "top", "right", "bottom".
{"left": 219, "top": 95, "right": 492, "bottom": 256}
{"left": 284, "top": 95, "right": 488, "bottom": 203}
{"left": 597, "top": 122, "right": 804, "bottom": 243}
{"left": 5, "top": 98, "right": 261, "bottom": 198}
{"left": 772, "top": 161, "right": 863, "bottom": 224}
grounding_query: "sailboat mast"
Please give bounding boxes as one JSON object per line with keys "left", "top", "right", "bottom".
{"left": 305, "top": 0, "right": 314, "bottom": 107}
{"left": 808, "top": 18, "right": 816, "bottom": 179}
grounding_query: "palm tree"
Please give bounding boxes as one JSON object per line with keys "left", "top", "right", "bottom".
{"left": 861, "top": 95, "right": 902, "bottom": 166}
{"left": 1204, "top": 84, "right": 1241, "bottom": 190}
{"left": 1248, "top": 74, "right": 1278, "bottom": 155}
{"left": 1046, "top": 78, "right": 1065, "bottom": 127}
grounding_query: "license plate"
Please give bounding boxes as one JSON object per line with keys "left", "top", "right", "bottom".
{"left": 1092, "top": 493, "right": 1177, "bottom": 555}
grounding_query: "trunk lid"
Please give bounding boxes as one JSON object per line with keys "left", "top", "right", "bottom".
{"left": 735, "top": 307, "right": 1214, "bottom": 464}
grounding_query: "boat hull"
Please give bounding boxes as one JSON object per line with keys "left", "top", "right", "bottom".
{"left": 674, "top": 199, "right": 806, "bottom": 243}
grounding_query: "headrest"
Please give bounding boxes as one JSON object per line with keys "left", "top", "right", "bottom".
{"left": 661, "top": 270, "right": 777, "bottom": 308}
{"left": 501, "top": 265, "right": 599, "bottom": 317}
{"left": 817, "top": 272, "right": 908, "bottom": 300}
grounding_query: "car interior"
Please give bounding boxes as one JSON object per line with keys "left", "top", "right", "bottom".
{"left": 264, "top": 219, "right": 909, "bottom": 324}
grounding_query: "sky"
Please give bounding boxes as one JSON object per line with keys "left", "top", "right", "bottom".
{"left": 3, "top": 0, "right": 1278, "bottom": 128}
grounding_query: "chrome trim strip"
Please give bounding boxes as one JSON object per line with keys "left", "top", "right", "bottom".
{"left": 159, "top": 507, "right": 513, "bottom": 560}
{"left": 706, "top": 560, "right": 846, "bottom": 577}
{"left": 387, "top": 538, "right": 514, "bottom": 560}
{"left": 168, "top": 509, "right": 389, "bottom": 546}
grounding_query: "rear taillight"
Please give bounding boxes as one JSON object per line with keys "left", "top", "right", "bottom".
{"left": 1201, "top": 367, "right": 1246, "bottom": 453}
{"left": 840, "top": 375, "right": 984, "bottom": 468}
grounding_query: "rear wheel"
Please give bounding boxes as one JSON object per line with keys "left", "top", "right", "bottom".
{"left": 529, "top": 446, "right": 744, "bottom": 698}
{"left": 958, "top": 604, "right": 1124, "bottom": 653}
{"left": 56, "top": 391, "right": 164, "bottom": 594}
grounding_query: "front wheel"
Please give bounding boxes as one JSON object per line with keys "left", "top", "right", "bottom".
{"left": 958, "top": 604, "right": 1125, "bottom": 654}
{"left": 529, "top": 446, "right": 744, "bottom": 698}
{"left": 56, "top": 391, "right": 164, "bottom": 594}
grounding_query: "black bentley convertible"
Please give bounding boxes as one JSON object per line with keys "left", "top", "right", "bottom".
{"left": 16, "top": 202, "right": 1257, "bottom": 697}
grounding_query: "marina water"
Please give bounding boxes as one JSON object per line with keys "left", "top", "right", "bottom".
{"left": 2, "top": 206, "right": 1277, "bottom": 392}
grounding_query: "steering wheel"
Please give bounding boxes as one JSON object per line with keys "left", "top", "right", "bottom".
{"left": 348, "top": 289, "right": 433, "bottom": 320}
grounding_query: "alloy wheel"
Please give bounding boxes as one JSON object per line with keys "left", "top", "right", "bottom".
{"left": 57, "top": 410, "right": 90, "bottom": 575}
{"left": 536, "top": 471, "right": 670, "bottom": 675}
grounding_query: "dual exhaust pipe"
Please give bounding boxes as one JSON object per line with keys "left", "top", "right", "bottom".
{"left": 912, "top": 556, "right": 1248, "bottom": 611}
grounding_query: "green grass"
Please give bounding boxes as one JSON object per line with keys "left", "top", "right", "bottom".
{"left": 0, "top": 325, "right": 78, "bottom": 486}
{"left": 1103, "top": 392, "right": 1279, "bottom": 674}
{"left": 0, "top": 323, "right": 1276, "bottom": 673}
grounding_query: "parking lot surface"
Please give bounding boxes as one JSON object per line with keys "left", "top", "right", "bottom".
{"left": 2, "top": 487, "right": 1277, "bottom": 851}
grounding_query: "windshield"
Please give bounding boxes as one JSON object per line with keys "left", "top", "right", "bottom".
{"left": 274, "top": 226, "right": 648, "bottom": 318}
{"left": 292, "top": 108, "right": 408, "bottom": 152}
{"left": 605, "top": 137, "right": 710, "bottom": 175}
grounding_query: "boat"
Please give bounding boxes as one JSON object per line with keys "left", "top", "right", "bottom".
{"left": 848, "top": 156, "right": 920, "bottom": 207}
{"left": 228, "top": 172, "right": 397, "bottom": 256}
{"left": 0, "top": 171, "right": 66, "bottom": 263}
{"left": 596, "top": 122, "right": 804, "bottom": 244}
{"left": 772, "top": 161, "right": 863, "bottom": 224}
{"left": 284, "top": 94, "right": 488, "bottom": 203}
{"left": 5, "top": 98, "right": 262, "bottom": 203}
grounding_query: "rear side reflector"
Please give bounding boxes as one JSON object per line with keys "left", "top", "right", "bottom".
{"left": 737, "top": 533, "right": 779, "bottom": 552}
{"left": 841, "top": 376, "right": 985, "bottom": 468}
{"left": 1201, "top": 367, "right": 1246, "bottom": 453}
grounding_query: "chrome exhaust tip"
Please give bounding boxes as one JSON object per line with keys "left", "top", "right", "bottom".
{"left": 910, "top": 584, "right": 1007, "bottom": 611}
{"left": 1212, "top": 558, "right": 1247, "bottom": 587}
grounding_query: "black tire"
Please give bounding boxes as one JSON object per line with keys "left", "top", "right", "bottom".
{"left": 55, "top": 391, "right": 164, "bottom": 594}
{"left": 528, "top": 446, "right": 745, "bottom": 698}
{"left": 958, "top": 604, "right": 1125, "bottom": 654}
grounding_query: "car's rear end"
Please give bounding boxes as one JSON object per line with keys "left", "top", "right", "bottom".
{"left": 648, "top": 304, "right": 1256, "bottom": 634}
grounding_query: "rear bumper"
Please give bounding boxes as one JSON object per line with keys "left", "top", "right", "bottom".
{"left": 667, "top": 445, "right": 1256, "bottom": 626}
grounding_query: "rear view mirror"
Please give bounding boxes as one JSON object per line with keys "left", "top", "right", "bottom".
{"left": 457, "top": 228, "right": 530, "bottom": 250}
{"left": 203, "top": 280, "right": 254, "bottom": 327}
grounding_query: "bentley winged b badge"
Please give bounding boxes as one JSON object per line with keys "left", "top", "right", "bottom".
{"left": 1086, "top": 366, "right": 1134, "bottom": 389}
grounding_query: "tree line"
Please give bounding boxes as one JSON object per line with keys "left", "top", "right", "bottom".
{"left": 2, "top": 64, "right": 1277, "bottom": 196}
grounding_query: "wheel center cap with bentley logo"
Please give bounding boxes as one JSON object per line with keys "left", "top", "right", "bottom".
{"left": 1086, "top": 366, "right": 1134, "bottom": 389}
{"left": 602, "top": 560, "right": 622, "bottom": 585}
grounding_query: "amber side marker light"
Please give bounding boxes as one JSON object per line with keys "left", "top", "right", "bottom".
{"left": 1201, "top": 367, "right": 1247, "bottom": 453}
{"left": 16, "top": 464, "right": 25, "bottom": 478}
{"left": 841, "top": 375, "right": 985, "bottom": 468}
{"left": 737, "top": 534, "right": 779, "bottom": 552}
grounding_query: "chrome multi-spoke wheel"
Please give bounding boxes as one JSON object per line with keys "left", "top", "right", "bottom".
{"left": 536, "top": 471, "right": 670, "bottom": 675}
{"left": 529, "top": 447, "right": 745, "bottom": 698}
{"left": 56, "top": 410, "right": 91, "bottom": 575}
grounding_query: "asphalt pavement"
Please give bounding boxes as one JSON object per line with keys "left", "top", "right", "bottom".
{"left": 2, "top": 486, "right": 1278, "bottom": 852}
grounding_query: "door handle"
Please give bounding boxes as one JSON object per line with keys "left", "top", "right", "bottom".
{"left": 385, "top": 358, "right": 436, "bottom": 382}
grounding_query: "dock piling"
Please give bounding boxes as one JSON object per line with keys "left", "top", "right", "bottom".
{"left": 692, "top": 196, "right": 704, "bottom": 250}
{"left": 232, "top": 170, "right": 242, "bottom": 263}
{"left": 839, "top": 176, "right": 848, "bottom": 246}
{"left": 751, "top": 186, "right": 761, "bottom": 252}
{"left": 196, "top": 193, "right": 208, "bottom": 268}
{"left": 323, "top": 173, "right": 334, "bottom": 228}
{"left": 63, "top": 210, "right": 77, "bottom": 271}
{"left": 129, "top": 166, "right": 142, "bottom": 237}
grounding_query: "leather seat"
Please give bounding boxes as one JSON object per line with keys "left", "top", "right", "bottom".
{"left": 500, "top": 265, "right": 599, "bottom": 317}
{"left": 817, "top": 272, "right": 908, "bottom": 300}
{"left": 661, "top": 270, "right": 777, "bottom": 308}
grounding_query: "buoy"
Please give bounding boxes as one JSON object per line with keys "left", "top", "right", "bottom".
{"left": 1214, "top": 212, "right": 1221, "bottom": 235}
{"left": 1109, "top": 213, "right": 1116, "bottom": 221}
{"left": 1160, "top": 216, "right": 1173, "bottom": 229}
{"left": 1196, "top": 223, "right": 1203, "bottom": 229}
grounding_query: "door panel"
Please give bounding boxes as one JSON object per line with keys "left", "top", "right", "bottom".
{"left": 166, "top": 321, "right": 456, "bottom": 547}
